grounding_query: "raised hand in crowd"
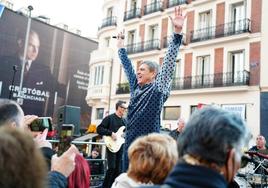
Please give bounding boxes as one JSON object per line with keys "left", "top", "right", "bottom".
{"left": 51, "top": 144, "right": 79, "bottom": 177}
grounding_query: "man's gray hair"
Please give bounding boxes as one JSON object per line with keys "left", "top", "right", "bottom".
{"left": 140, "top": 61, "right": 160, "bottom": 75}
{"left": 0, "top": 99, "right": 24, "bottom": 127}
{"left": 178, "top": 106, "right": 250, "bottom": 166}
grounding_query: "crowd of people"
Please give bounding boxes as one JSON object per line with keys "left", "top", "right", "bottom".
{"left": 1, "top": 5, "right": 268, "bottom": 188}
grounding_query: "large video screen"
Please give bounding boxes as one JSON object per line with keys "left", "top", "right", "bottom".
{"left": 0, "top": 8, "right": 98, "bottom": 129}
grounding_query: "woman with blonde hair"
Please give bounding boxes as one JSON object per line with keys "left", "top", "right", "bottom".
{"left": 112, "top": 133, "right": 178, "bottom": 188}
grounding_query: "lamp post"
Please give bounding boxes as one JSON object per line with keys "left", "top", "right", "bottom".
{"left": 17, "top": 5, "right": 33, "bottom": 105}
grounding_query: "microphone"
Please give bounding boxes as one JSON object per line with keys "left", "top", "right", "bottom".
{"left": 112, "top": 36, "right": 125, "bottom": 39}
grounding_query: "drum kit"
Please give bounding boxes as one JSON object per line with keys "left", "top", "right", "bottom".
{"left": 235, "top": 151, "right": 268, "bottom": 188}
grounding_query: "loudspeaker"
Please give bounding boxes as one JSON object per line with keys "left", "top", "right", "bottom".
{"left": 57, "top": 105, "right": 81, "bottom": 136}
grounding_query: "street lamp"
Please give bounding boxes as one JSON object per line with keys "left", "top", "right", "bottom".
{"left": 17, "top": 5, "right": 33, "bottom": 105}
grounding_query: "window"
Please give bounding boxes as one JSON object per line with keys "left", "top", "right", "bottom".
{"left": 198, "top": 11, "right": 212, "bottom": 38}
{"left": 149, "top": 24, "right": 158, "bottom": 40}
{"left": 163, "top": 106, "right": 181, "bottom": 120}
{"left": 228, "top": 51, "right": 244, "bottom": 82}
{"left": 231, "top": 2, "right": 245, "bottom": 32}
{"left": 127, "top": 30, "right": 136, "bottom": 45}
{"left": 96, "top": 108, "right": 104, "bottom": 119}
{"left": 94, "top": 65, "right": 104, "bottom": 85}
{"left": 196, "top": 55, "right": 210, "bottom": 85}
{"left": 174, "top": 59, "right": 182, "bottom": 78}
{"left": 196, "top": 56, "right": 210, "bottom": 76}
{"left": 107, "top": 7, "right": 113, "bottom": 17}
{"left": 104, "top": 37, "right": 110, "bottom": 47}
{"left": 190, "top": 105, "right": 198, "bottom": 114}
{"left": 130, "top": 0, "right": 137, "bottom": 10}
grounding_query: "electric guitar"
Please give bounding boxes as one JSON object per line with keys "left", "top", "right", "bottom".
{"left": 103, "top": 126, "right": 125, "bottom": 153}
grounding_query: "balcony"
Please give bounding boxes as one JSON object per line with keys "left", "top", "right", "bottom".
{"left": 144, "top": 1, "right": 163, "bottom": 15}
{"left": 171, "top": 71, "right": 249, "bottom": 90}
{"left": 190, "top": 18, "right": 251, "bottom": 43}
{"left": 98, "top": 16, "right": 117, "bottom": 30}
{"left": 126, "top": 39, "right": 161, "bottom": 54}
{"left": 124, "top": 8, "right": 141, "bottom": 21}
{"left": 167, "top": 0, "right": 188, "bottom": 8}
{"left": 116, "top": 83, "right": 130, "bottom": 94}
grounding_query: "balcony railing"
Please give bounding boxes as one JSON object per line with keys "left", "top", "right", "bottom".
{"left": 124, "top": 8, "right": 141, "bottom": 21}
{"left": 171, "top": 71, "right": 249, "bottom": 90}
{"left": 99, "top": 16, "right": 117, "bottom": 30}
{"left": 144, "top": 1, "right": 163, "bottom": 15}
{"left": 163, "top": 35, "right": 186, "bottom": 48}
{"left": 167, "top": 0, "right": 187, "bottom": 8}
{"left": 190, "top": 18, "right": 251, "bottom": 43}
{"left": 116, "top": 83, "right": 130, "bottom": 94}
{"left": 126, "top": 39, "right": 160, "bottom": 54}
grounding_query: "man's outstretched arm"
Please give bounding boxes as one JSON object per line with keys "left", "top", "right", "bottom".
{"left": 117, "top": 31, "right": 137, "bottom": 95}
{"left": 156, "top": 6, "right": 187, "bottom": 94}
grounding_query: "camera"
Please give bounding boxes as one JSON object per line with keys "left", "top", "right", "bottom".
{"left": 58, "top": 124, "right": 74, "bottom": 155}
{"left": 29, "top": 117, "right": 52, "bottom": 132}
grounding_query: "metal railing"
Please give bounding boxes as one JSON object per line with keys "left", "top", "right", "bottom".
{"left": 190, "top": 18, "right": 251, "bottom": 43}
{"left": 124, "top": 8, "right": 141, "bottom": 21}
{"left": 126, "top": 39, "right": 160, "bottom": 54}
{"left": 167, "top": 0, "right": 188, "bottom": 8}
{"left": 98, "top": 16, "right": 117, "bottom": 30}
{"left": 171, "top": 71, "right": 249, "bottom": 90}
{"left": 144, "top": 1, "right": 163, "bottom": 15}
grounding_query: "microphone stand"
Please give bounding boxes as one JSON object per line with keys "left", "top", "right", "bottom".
{"left": 8, "top": 65, "right": 18, "bottom": 99}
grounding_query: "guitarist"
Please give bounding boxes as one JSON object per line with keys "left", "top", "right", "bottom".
{"left": 97, "top": 100, "right": 127, "bottom": 188}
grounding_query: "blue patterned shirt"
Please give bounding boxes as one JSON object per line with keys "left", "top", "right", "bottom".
{"left": 118, "top": 33, "right": 182, "bottom": 170}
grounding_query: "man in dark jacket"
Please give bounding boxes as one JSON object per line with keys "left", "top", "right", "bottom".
{"left": 141, "top": 107, "right": 250, "bottom": 188}
{"left": 97, "top": 100, "right": 127, "bottom": 188}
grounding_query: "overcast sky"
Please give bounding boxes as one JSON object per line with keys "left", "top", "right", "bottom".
{"left": 11, "top": 0, "right": 104, "bottom": 39}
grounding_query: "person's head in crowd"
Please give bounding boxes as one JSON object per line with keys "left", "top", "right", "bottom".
{"left": 0, "top": 126, "right": 47, "bottom": 188}
{"left": 178, "top": 107, "right": 250, "bottom": 183}
{"left": 0, "top": 98, "right": 24, "bottom": 128}
{"left": 67, "top": 154, "right": 90, "bottom": 188}
{"left": 127, "top": 133, "right": 178, "bottom": 184}
{"left": 115, "top": 100, "right": 127, "bottom": 117}
{"left": 17, "top": 30, "right": 40, "bottom": 62}
{"left": 256, "top": 135, "right": 266, "bottom": 150}
{"left": 176, "top": 118, "right": 185, "bottom": 132}
{"left": 137, "top": 61, "right": 160, "bottom": 86}
{"left": 91, "top": 147, "right": 100, "bottom": 159}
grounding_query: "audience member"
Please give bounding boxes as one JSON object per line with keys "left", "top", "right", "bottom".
{"left": 67, "top": 154, "right": 91, "bottom": 188}
{"left": 87, "top": 147, "right": 104, "bottom": 175}
{"left": 0, "top": 98, "right": 79, "bottom": 188}
{"left": 112, "top": 133, "right": 178, "bottom": 188}
{"left": 169, "top": 118, "right": 185, "bottom": 141}
{"left": 248, "top": 135, "right": 268, "bottom": 175}
{"left": 142, "top": 107, "right": 250, "bottom": 188}
{"left": 0, "top": 126, "right": 47, "bottom": 188}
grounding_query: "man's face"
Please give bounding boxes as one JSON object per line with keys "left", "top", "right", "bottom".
{"left": 26, "top": 33, "right": 40, "bottom": 61}
{"left": 177, "top": 121, "right": 185, "bottom": 132}
{"left": 137, "top": 63, "right": 156, "bottom": 86}
{"left": 117, "top": 105, "right": 127, "bottom": 116}
{"left": 256, "top": 136, "right": 266, "bottom": 149}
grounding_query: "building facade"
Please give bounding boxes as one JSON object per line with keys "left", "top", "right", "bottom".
{"left": 86, "top": 0, "right": 267, "bottom": 138}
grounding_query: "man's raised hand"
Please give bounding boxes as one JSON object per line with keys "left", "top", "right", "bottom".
{"left": 169, "top": 6, "right": 187, "bottom": 34}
